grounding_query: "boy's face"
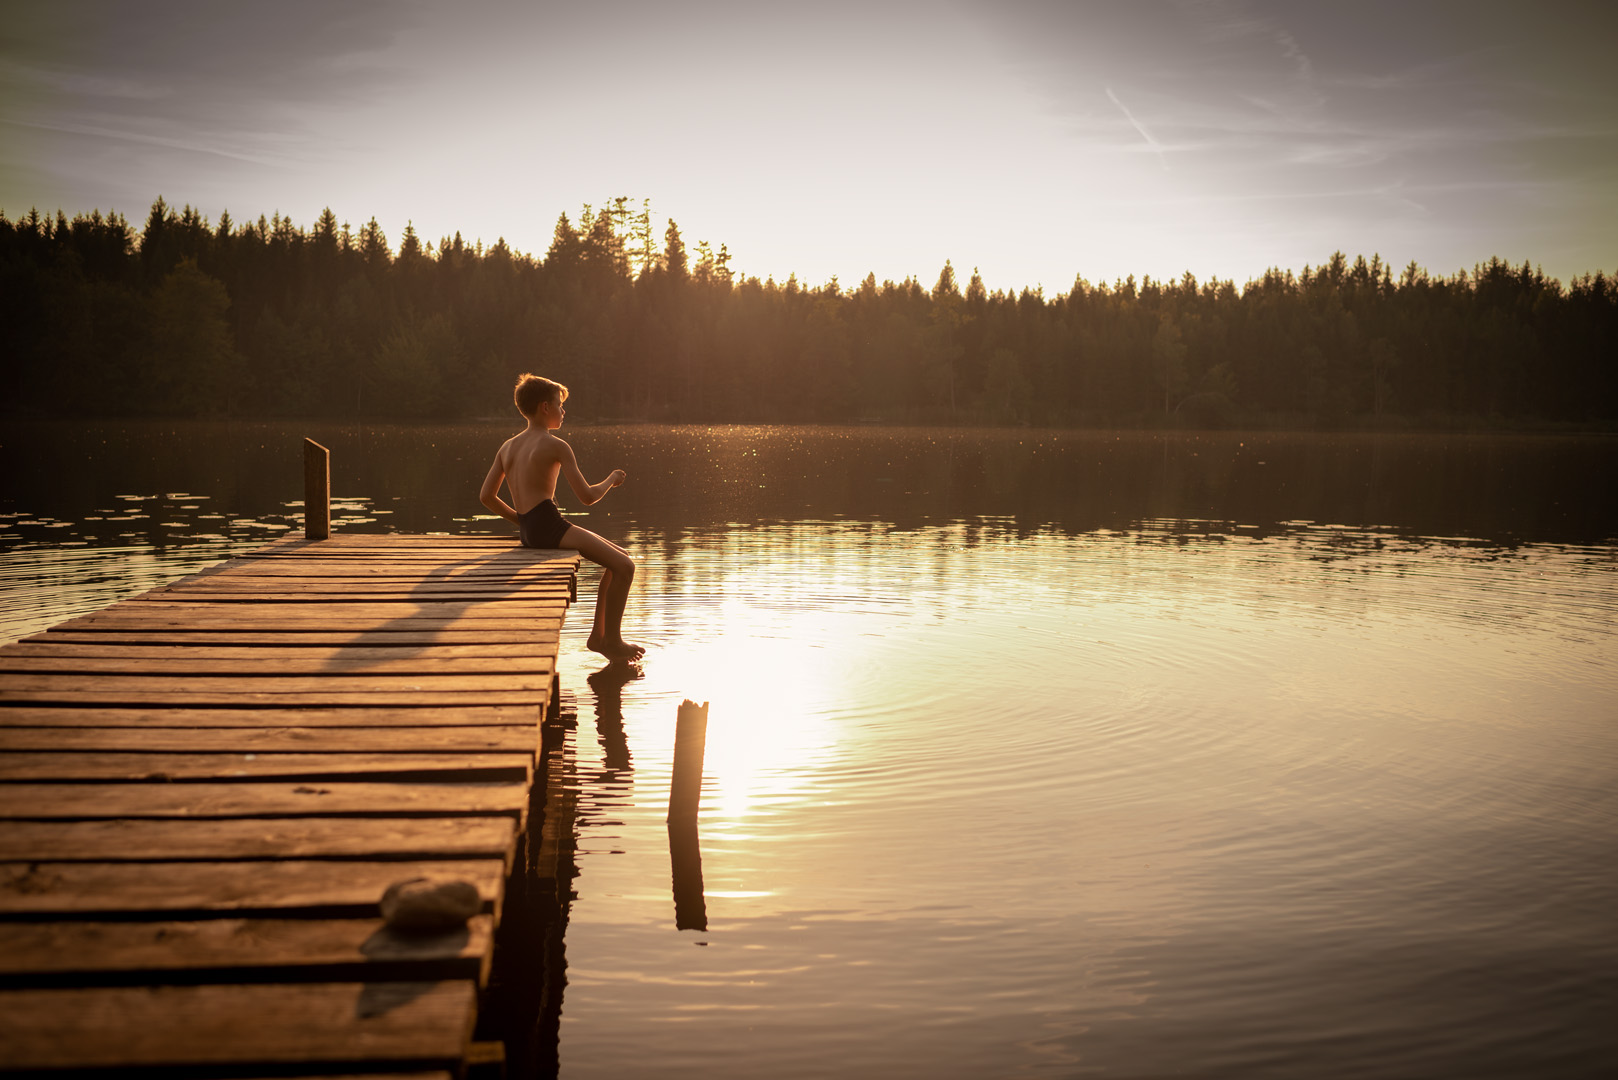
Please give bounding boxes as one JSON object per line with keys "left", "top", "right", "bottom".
{"left": 542, "top": 394, "right": 565, "bottom": 428}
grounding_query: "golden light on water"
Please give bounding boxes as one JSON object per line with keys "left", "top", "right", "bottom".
{"left": 662, "top": 626, "right": 841, "bottom": 822}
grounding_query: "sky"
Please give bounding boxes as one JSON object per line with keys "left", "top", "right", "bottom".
{"left": 2, "top": 0, "right": 1614, "bottom": 293}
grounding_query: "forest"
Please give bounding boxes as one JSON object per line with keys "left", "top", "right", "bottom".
{"left": 2, "top": 197, "right": 1614, "bottom": 427}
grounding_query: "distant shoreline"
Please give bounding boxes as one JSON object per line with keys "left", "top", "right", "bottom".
{"left": 4, "top": 413, "right": 1614, "bottom": 438}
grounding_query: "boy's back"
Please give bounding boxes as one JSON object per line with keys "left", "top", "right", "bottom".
{"left": 497, "top": 428, "right": 566, "bottom": 513}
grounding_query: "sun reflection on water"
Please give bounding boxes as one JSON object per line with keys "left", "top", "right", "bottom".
{"left": 657, "top": 628, "right": 839, "bottom": 822}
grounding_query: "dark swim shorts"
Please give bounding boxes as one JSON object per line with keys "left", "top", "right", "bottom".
{"left": 517, "top": 499, "right": 570, "bottom": 549}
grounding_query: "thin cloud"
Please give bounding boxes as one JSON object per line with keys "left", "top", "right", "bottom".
{"left": 0, "top": 58, "right": 170, "bottom": 102}
{"left": 0, "top": 116, "right": 303, "bottom": 169}
{"left": 1105, "top": 86, "right": 1170, "bottom": 170}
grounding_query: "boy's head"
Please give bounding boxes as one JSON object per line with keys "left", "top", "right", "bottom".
{"left": 514, "top": 373, "right": 568, "bottom": 418}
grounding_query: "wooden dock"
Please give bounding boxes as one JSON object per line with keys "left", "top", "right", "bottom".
{"left": 0, "top": 533, "right": 580, "bottom": 1078}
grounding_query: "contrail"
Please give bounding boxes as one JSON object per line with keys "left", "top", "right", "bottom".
{"left": 1105, "top": 86, "right": 1169, "bottom": 171}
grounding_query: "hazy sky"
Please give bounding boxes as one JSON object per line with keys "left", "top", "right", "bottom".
{"left": 3, "top": 0, "right": 1614, "bottom": 291}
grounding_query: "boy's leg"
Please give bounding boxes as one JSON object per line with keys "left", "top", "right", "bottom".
{"left": 558, "top": 524, "right": 642, "bottom": 659}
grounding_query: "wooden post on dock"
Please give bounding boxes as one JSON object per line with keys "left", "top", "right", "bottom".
{"left": 303, "top": 438, "right": 330, "bottom": 540}
{"left": 667, "top": 699, "right": 708, "bottom": 822}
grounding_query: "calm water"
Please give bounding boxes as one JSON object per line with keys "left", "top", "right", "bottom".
{"left": 3, "top": 421, "right": 1617, "bottom": 1078}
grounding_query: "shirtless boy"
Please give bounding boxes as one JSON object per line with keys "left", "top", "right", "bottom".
{"left": 480, "top": 374, "right": 643, "bottom": 661}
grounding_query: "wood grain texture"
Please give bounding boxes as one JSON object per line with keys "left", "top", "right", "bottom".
{"left": 150, "top": 579, "right": 573, "bottom": 592}
{"left": 0, "top": 980, "right": 477, "bottom": 1070}
{"left": 86, "top": 598, "right": 568, "bottom": 613}
{"left": 18, "top": 631, "right": 561, "bottom": 646}
{"left": 2, "top": 643, "right": 557, "bottom": 660}
{"left": 0, "top": 673, "right": 551, "bottom": 693}
{"left": 0, "top": 781, "right": 530, "bottom": 820}
{"left": 0, "top": 689, "right": 551, "bottom": 706}
{"left": 0, "top": 751, "right": 533, "bottom": 782}
{"left": 197, "top": 569, "right": 576, "bottom": 579}
{"left": 0, "top": 706, "right": 539, "bottom": 728}
{"left": 0, "top": 858, "right": 507, "bottom": 916}
{"left": 48, "top": 614, "right": 566, "bottom": 633}
{"left": 130, "top": 591, "right": 572, "bottom": 605}
{"left": 0, "top": 727, "right": 538, "bottom": 753}
{"left": 0, "top": 655, "right": 556, "bottom": 675}
{"left": 0, "top": 816, "right": 517, "bottom": 862}
{"left": 0, "top": 916, "right": 496, "bottom": 986}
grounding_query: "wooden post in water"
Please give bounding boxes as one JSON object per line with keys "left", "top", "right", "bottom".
{"left": 667, "top": 699, "right": 709, "bottom": 822}
{"left": 666, "top": 702, "right": 711, "bottom": 932}
{"left": 668, "top": 699, "right": 709, "bottom": 931}
{"left": 303, "top": 438, "right": 330, "bottom": 540}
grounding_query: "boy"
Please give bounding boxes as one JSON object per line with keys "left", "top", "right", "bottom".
{"left": 480, "top": 374, "right": 643, "bottom": 661}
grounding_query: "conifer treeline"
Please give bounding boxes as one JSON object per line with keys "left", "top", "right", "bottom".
{"left": 3, "top": 197, "right": 1614, "bottom": 426}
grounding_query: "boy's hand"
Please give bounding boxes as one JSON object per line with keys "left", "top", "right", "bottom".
{"left": 608, "top": 469, "right": 627, "bottom": 487}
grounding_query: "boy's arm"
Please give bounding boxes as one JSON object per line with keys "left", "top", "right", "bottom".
{"left": 558, "top": 440, "right": 626, "bottom": 506}
{"left": 479, "top": 454, "right": 518, "bottom": 523}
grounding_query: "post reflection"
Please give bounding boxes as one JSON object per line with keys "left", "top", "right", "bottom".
{"left": 667, "top": 819, "right": 707, "bottom": 932}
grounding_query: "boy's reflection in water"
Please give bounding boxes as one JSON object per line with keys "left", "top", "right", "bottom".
{"left": 586, "top": 661, "right": 637, "bottom": 777}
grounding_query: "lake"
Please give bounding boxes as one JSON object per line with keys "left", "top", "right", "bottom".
{"left": 2, "top": 420, "right": 1616, "bottom": 1078}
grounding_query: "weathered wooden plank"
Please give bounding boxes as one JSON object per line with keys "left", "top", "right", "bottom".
{"left": 0, "top": 781, "right": 529, "bottom": 820}
{"left": 95, "top": 608, "right": 569, "bottom": 628}
{"left": 248, "top": 1074, "right": 452, "bottom": 1080}
{"left": 241, "top": 554, "right": 563, "bottom": 564}
{"left": 271, "top": 540, "right": 535, "bottom": 547}
{"left": 0, "top": 706, "right": 538, "bottom": 728}
{"left": 52, "top": 610, "right": 564, "bottom": 624}
{"left": 0, "top": 727, "right": 537, "bottom": 753}
{"left": 2, "top": 642, "right": 557, "bottom": 660}
{"left": 19, "top": 631, "right": 561, "bottom": 646}
{"left": 200, "top": 565, "right": 574, "bottom": 578}
{"left": 0, "top": 752, "right": 532, "bottom": 783}
{"left": 134, "top": 589, "right": 572, "bottom": 604}
{"left": 236, "top": 552, "right": 563, "bottom": 563}
{"left": 251, "top": 546, "right": 558, "bottom": 554}
{"left": 169, "top": 567, "right": 572, "bottom": 579}
{"left": 0, "top": 673, "right": 550, "bottom": 693}
{"left": 85, "top": 599, "right": 568, "bottom": 616}
{"left": 249, "top": 1074, "right": 452, "bottom": 1080}
{"left": 0, "top": 816, "right": 516, "bottom": 862}
{"left": 154, "top": 578, "right": 573, "bottom": 591}
{"left": 257, "top": 537, "right": 551, "bottom": 548}
{"left": 0, "top": 980, "right": 476, "bottom": 1071}
{"left": 260, "top": 1075, "right": 454, "bottom": 1080}
{"left": 51, "top": 613, "right": 567, "bottom": 632}
{"left": 0, "top": 656, "right": 555, "bottom": 675}
{"left": 139, "top": 593, "right": 572, "bottom": 605}
{"left": 0, "top": 858, "right": 506, "bottom": 917}
{"left": 0, "top": 690, "right": 550, "bottom": 707}
{"left": 248, "top": 551, "right": 558, "bottom": 558}
{"left": 124, "top": 594, "right": 571, "bottom": 607}
{"left": 0, "top": 915, "right": 495, "bottom": 986}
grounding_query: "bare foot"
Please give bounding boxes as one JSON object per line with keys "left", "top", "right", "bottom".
{"left": 588, "top": 634, "right": 645, "bottom": 660}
